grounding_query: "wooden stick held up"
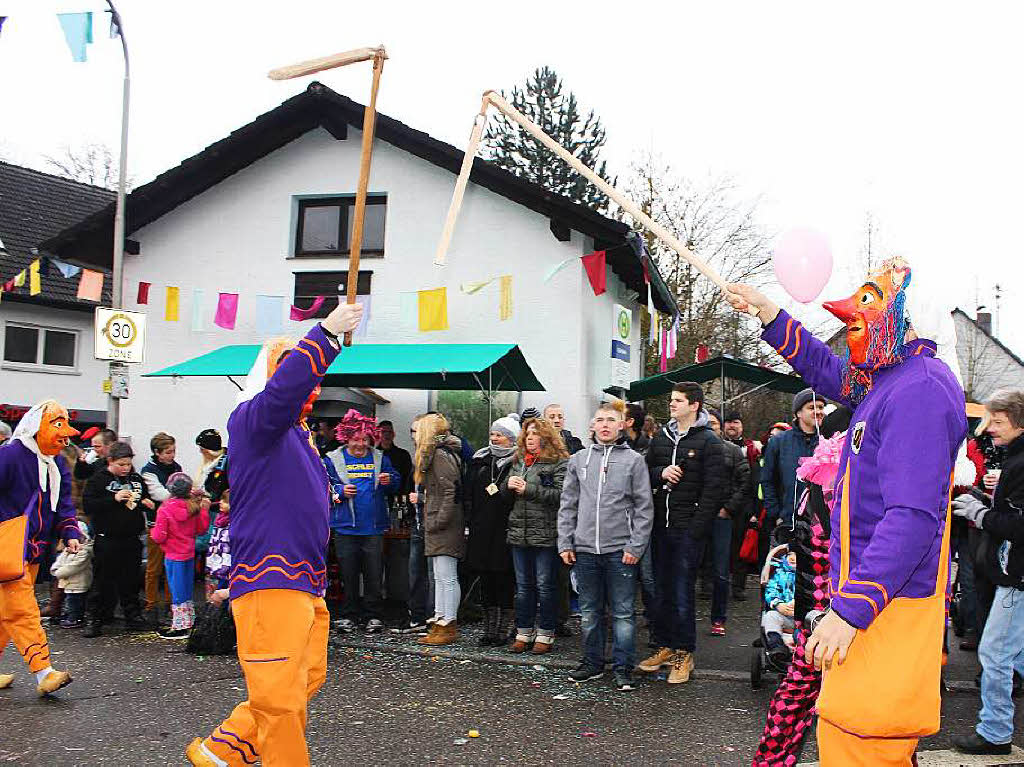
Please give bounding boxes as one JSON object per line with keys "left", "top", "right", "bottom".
{"left": 268, "top": 46, "right": 386, "bottom": 81}
{"left": 344, "top": 51, "right": 385, "bottom": 346}
{"left": 433, "top": 98, "right": 490, "bottom": 266}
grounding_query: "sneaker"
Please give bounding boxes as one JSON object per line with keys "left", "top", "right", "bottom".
{"left": 568, "top": 663, "right": 604, "bottom": 683}
{"left": 333, "top": 618, "right": 356, "bottom": 633}
{"left": 365, "top": 619, "right": 385, "bottom": 634}
{"left": 59, "top": 618, "right": 84, "bottom": 629}
{"left": 951, "top": 732, "right": 1011, "bottom": 755}
{"left": 613, "top": 668, "right": 636, "bottom": 691}
{"left": 392, "top": 621, "right": 427, "bottom": 634}
{"left": 667, "top": 651, "right": 694, "bottom": 684}
{"left": 158, "top": 627, "right": 189, "bottom": 640}
{"left": 638, "top": 647, "right": 675, "bottom": 672}
{"left": 710, "top": 621, "right": 726, "bottom": 637}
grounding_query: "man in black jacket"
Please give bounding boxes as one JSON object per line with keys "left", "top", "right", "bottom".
{"left": 639, "top": 382, "right": 726, "bottom": 684}
{"left": 74, "top": 427, "right": 116, "bottom": 483}
{"left": 953, "top": 390, "right": 1024, "bottom": 756}
{"left": 82, "top": 441, "right": 153, "bottom": 637}
{"left": 723, "top": 410, "right": 761, "bottom": 600}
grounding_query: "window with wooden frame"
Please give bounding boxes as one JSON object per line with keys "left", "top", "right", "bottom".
{"left": 292, "top": 271, "right": 372, "bottom": 320}
{"left": 2, "top": 322, "right": 79, "bottom": 372}
{"left": 294, "top": 195, "right": 387, "bottom": 257}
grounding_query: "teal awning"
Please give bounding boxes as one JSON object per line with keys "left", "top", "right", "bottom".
{"left": 143, "top": 343, "right": 544, "bottom": 391}
{"left": 609, "top": 355, "right": 806, "bottom": 401}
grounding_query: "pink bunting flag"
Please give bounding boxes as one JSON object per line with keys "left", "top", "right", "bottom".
{"left": 290, "top": 296, "right": 326, "bottom": 321}
{"left": 667, "top": 315, "right": 678, "bottom": 358}
{"left": 76, "top": 269, "right": 103, "bottom": 301}
{"left": 214, "top": 292, "right": 239, "bottom": 330}
{"left": 659, "top": 327, "right": 669, "bottom": 373}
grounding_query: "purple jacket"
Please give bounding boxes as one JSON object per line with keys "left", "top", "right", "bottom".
{"left": 0, "top": 440, "right": 81, "bottom": 564}
{"left": 764, "top": 310, "right": 967, "bottom": 629}
{"left": 227, "top": 324, "right": 340, "bottom": 599}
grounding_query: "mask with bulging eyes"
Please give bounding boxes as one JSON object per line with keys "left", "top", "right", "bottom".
{"left": 36, "top": 403, "right": 80, "bottom": 456}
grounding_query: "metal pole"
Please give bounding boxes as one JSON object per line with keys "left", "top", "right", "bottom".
{"left": 106, "top": 0, "right": 130, "bottom": 434}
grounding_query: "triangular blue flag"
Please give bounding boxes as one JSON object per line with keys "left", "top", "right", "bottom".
{"left": 57, "top": 12, "right": 93, "bottom": 63}
{"left": 50, "top": 259, "right": 81, "bottom": 279}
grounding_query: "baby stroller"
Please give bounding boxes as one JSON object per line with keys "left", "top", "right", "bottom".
{"left": 750, "top": 543, "right": 795, "bottom": 690}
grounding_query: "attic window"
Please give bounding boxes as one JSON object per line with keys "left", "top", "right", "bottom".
{"left": 292, "top": 271, "right": 372, "bottom": 319}
{"left": 294, "top": 196, "right": 386, "bottom": 257}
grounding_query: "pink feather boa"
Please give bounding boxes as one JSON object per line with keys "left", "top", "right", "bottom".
{"left": 796, "top": 432, "right": 846, "bottom": 493}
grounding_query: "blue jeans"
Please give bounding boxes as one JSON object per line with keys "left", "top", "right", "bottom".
{"left": 710, "top": 516, "right": 733, "bottom": 624}
{"left": 977, "top": 585, "right": 1024, "bottom": 744}
{"left": 574, "top": 551, "right": 638, "bottom": 671}
{"left": 651, "top": 526, "right": 702, "bottom": 652}
{"left": 511, "top": 545, "right": 559, "bottom": 634}
{"left": 639, "top": 548, "right": 657, "bottom": 616}
{"left": 408, "top": 510, "right": 434, "bottom": 624}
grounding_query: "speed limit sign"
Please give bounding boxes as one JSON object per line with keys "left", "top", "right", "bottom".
{"left": 94, "top": 308, "right": 147, "bottom": 363}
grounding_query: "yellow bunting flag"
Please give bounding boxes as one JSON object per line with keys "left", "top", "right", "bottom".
{"left": 165, "top": 286, "right": 180, "bottom": 321}
{"left": 13, "top": 270, "right": 26, "bottom": 287}
{"left": 417, "top": 287, "right": 448, "bottom": 332}
{"left": 499, "top": 275, "right": 512, "bottom": 321}
{"left": 76, "top": 269, "right": 104, "bottom": 301}
{"left": 459, "top": 278, "right": 496, "bottom": 295}
{"left": 29, "top": 260, "right": 41, "bottom": 295}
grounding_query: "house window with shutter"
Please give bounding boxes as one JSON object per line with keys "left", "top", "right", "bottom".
{"left": 292, "top": 271, "right": 372, "bottom": 319}
{"left": 294, "top": 196, "right": 387, "bottom": 257}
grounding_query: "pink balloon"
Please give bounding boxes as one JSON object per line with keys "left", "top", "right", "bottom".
{"left": 773, "top": 228, "right": 833, "bottom": 303}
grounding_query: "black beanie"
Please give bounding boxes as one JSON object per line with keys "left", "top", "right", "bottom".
{"left": 195, "top": 429, "right": 222, "bottom": 451}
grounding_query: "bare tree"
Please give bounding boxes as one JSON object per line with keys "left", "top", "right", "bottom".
{"left": 43, "top": 143, "right": 129, "bottom": 190}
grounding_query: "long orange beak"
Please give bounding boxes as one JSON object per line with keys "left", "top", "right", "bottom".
{"left": 60, "top": 424, "right": 80, "bottom": 439}
{"left": 822, "top": 297, "right": 858, "bottom": 324}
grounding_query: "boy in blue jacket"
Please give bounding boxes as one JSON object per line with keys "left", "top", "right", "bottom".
{"left": 325, "top": 410, "right": 399, "bottom": 634}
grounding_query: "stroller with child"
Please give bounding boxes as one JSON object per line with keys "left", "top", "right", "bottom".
{"left": 750, "top": 543, "right": 795, "bottom": 690}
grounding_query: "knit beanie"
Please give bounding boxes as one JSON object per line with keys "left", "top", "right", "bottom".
{"left": 490, "top": 413, "right": 521, "bottom": 443}
{"left": 167, "top": 471, "right": 194, "bottom": 499}
{"left": 792, "top": 388, "right": 818, "bottom": 415}
{"left": 195, "top": 428, "right": 223, "bottom": 451}
{"left": 520, "top": 407, "right": 541, "bottom": 421}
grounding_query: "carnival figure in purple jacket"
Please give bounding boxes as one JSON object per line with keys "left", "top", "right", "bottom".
{"left": 729, "top": 257, "right": 967, "bottom": 766}
{"left": 187, "top": 300, "right": 362, "bottom": 767}
{"left": 0, "top": 400, "right": 82, "bottom": 696}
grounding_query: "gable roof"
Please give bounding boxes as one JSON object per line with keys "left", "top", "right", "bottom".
{"left": 0, "top": 162, "right": 113, "bottom": 312}
{"left": 953, "top": 308, "right": 1024, "bottom": 370}
{"left": 41, "top": 82, "right": 677, "bottom": 315}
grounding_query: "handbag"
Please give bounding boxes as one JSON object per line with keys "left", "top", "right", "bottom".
{"left": 738, "top": 525, "right": 760, "bottom": 564}
{"left": 186, "top": 601, "right": 237, "bottom": 656}
{"left": 0, "top": 514, "right": 28, "bottom": 583}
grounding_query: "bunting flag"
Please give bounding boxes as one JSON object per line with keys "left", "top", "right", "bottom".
{"left": 289, "top": 296, "right": 325, "bottom": 321}
{"left": 354, "top": 295, "right": 372, "bottom": 337}
{"left": 76, "top": 269, "right": 103, "bottom": 301}
{"left": 398, "top": 291, "right": 418, "bottom": 329}
{"left": 418, "top": 287, "right": 448, "bottom": 332}
{"left": 695, "top": 344, "right": 709, "bottom": 364}
{"left": 648, "top": 310, "right": 659, "bottom": 344}
{"left": 499, "top": 275, "right": 513, "bottom": 321}
{"left": 51, "top": 259, "right": 81, "bottom": 279}
{"left": 13, "top": 270, "right": 25, "bottom": 287}
{"left": 57, "top": 12, "right": 93, "bottom": 63}
{"left": 165, "top": 286, "right": 180, "bottom": 321}
{"left": 191, "top": 289, "right": 206, "bottom": 331}
{"left": 659, "top": 327, "right": 669, "bottom": 373}
{"left": 459, "top": 277, "right": 497, "bottom": 295}
{"left": 581, "top": 251, "right": 607, "bottom": 296}
{"left": 542, "top": 254, "right": 579, "bottom": 283}
{"left": 256, "top": 295, "right": 284, "bottom": 335}
{"left": 136, "top": 281, "right": 150, "bottom": 305}
{"left": 214, "top": 292, "right": 239, "bottom": 330}
{"left": 28, "top": 259, "right": 41, "bottom": 295}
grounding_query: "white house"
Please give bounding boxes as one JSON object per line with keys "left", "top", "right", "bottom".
{"left": 42, "top": 83, "right": 676, "bottom": 473}
{"left": 0, "top": 162, "right": 114, "bottom": 430}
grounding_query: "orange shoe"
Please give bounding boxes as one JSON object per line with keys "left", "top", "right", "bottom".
{"left": 185, "top": 738, "right": 225, "bottom": 766}
{"left": 0, "top": 673, "right": 13, "bottom": 690}
{"left": 36, "top": 669, "right": 72, "bottom": 696}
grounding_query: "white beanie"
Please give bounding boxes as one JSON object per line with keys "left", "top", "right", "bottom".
{"left": 490, "top": 413, "right": 521, "bottom": 442}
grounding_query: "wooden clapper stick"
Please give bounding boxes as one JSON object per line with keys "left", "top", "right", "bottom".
{"left": 433, "top": 90, "right": 751, "bottom": 312}
{"left": 269, "top": 45, "right": 388, "bottom": 345}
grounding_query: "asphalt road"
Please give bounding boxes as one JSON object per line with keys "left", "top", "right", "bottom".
{"left": 1, "top": 586, "right": 1021, "bottom": 766}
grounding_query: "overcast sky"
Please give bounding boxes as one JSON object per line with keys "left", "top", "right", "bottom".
{"left": 2, "top": 1, "right": 1021, "bottom": 354}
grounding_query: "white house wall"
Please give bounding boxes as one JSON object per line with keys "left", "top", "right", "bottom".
{"left": 119, "top": 127, "right": 640, "bottom": 472}
{"left": 0, "top": 303, "right": 106, "bottom": 417}
{"left": 954, "top": 312, "right": 1024, "bottom": 402}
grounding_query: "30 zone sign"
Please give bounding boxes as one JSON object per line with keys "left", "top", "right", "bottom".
{"left": 94, "top": 308, "right": 147, "bottom": 363}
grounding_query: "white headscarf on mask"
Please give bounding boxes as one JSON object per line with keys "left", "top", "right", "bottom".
{"left": 11, "top": 400, "right": 63, "bottom": 511}
{"left": 236, "top": 344, "right": 272, "bottom": 406}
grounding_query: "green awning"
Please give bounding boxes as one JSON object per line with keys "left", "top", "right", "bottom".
{"left": 143, "top": 343, "right": 544, "bottom": 391}
{"left": 609, "top": 355, "right": 806, "bottom": 401}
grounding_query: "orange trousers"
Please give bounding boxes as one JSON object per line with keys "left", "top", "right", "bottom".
{"left": 0, "top": 564, "right": 52, "bottom": 673}
{"left": 144, "top": 536, "right": 171, "bottom": 610}
{"left": 203, "top": 589, "right": 329, "bottom": 767}
{"left": 817, "top": 719, "right": 918, "bottom": 766}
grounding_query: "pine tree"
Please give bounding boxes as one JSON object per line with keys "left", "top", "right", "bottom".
{"left": 482, "top": 66, "right": 612, "bottom": 211}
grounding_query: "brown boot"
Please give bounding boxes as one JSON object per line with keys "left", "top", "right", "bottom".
{"left": 531, "top": 633, "right": 555, "bottom": 654}
{"left": 637, "top": 646, "right": 675, "bottom": 672}
{"left": 416, "top": 623, "right": 442, "bottom": 645}
{"left": 39, "top": 582, "right": 64, "bottom": 620}
{"left": 667, "top": 650, "right": 694, "bottom": 684}
{"left": 509, "top": 630, "right": 535, "bottom": 653}
{"left": 419, "top": 621, "right": 458, "bottom": 646}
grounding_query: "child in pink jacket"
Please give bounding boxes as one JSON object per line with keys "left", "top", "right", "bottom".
{"left": 150, "top": 472, "right": 210, "bottom": 639}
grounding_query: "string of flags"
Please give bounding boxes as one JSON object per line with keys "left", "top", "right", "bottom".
{"left": 0, "top": 10, "right": 122, "bottom": 63}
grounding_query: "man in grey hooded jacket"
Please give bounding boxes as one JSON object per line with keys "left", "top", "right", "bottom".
{"left": 558, "top": 401, "right": 654, "bottom": 691}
